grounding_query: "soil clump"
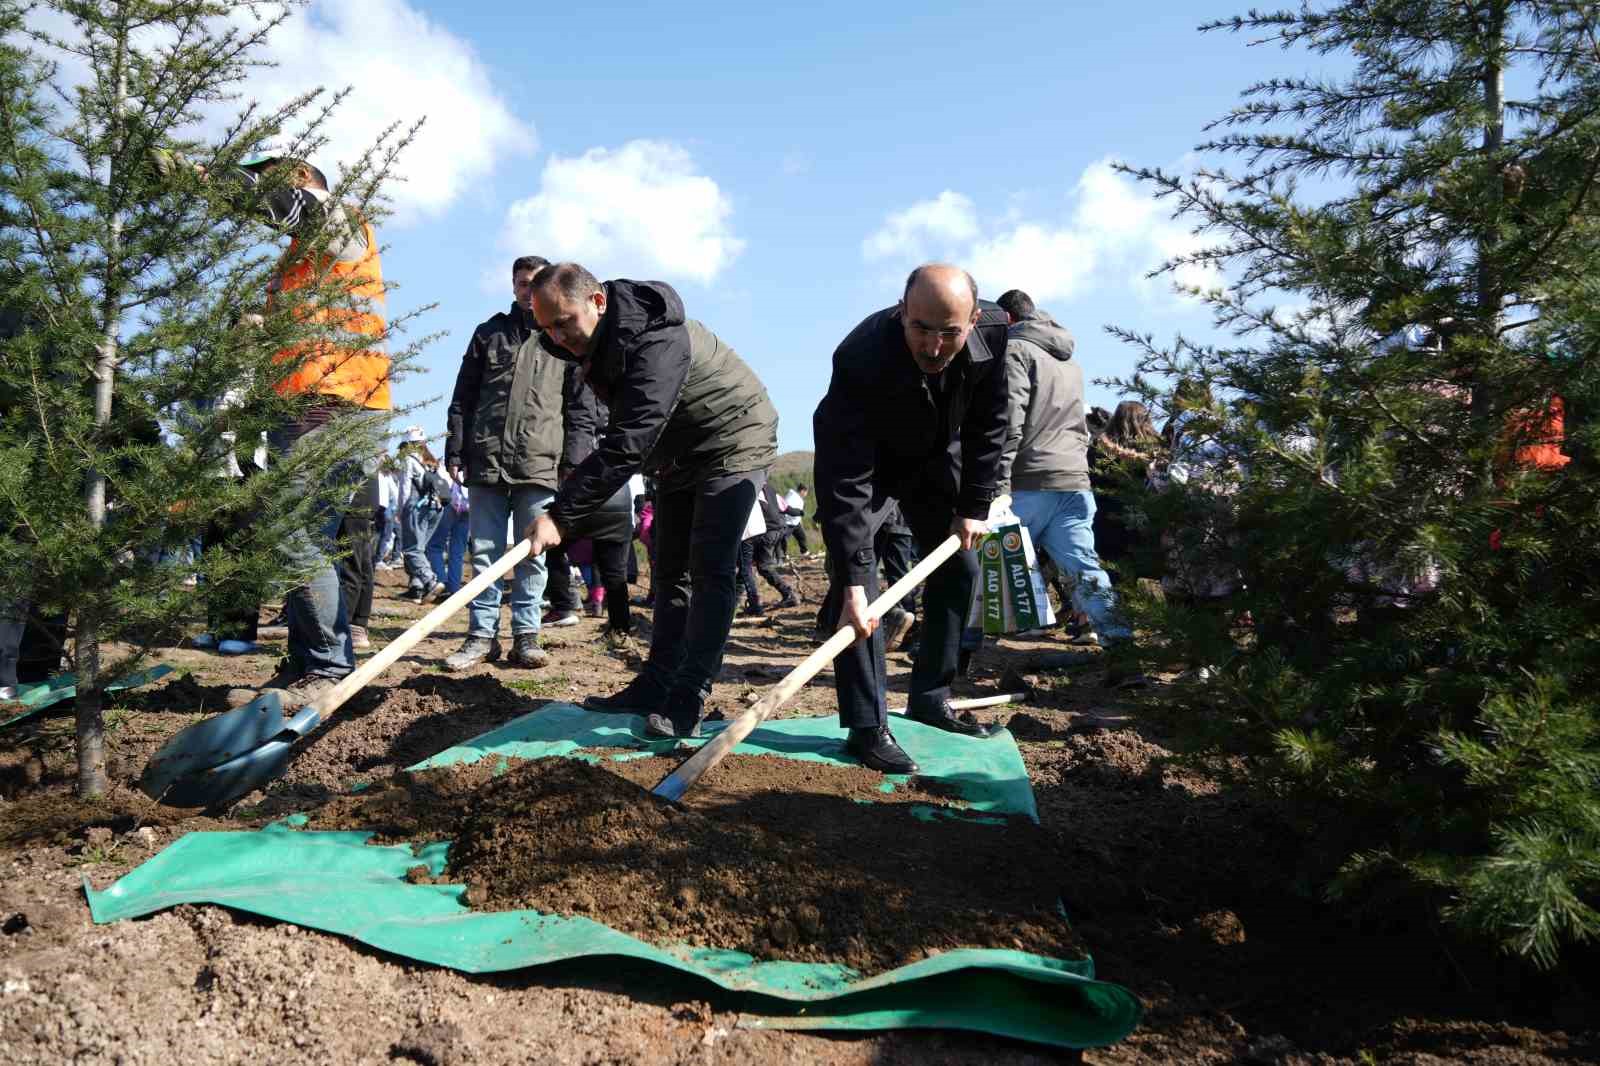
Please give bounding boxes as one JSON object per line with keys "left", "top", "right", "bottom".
{"left": 319, "top": 753, "right": 1078, "bottom": 976}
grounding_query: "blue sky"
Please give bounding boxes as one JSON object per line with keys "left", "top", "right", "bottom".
{"left": 209, "top": 1, "right": 1335, "bottom": 453}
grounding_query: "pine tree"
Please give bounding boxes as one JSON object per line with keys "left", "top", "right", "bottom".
{"left": 1111, "top": 1, "right": 1600, "bottom": 966}
{"left": 0, "top": 0, "right": 421, "bottom": 795}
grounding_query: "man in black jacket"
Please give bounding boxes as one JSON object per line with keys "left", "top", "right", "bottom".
{"left": 442, "top": 254, "right": 569, "bottom": 670}
{"left": 813, "top": 264, "right": 1008, "bottom": 774}
{"left": 525, "top": 263, "right": 779, "bottom": 738}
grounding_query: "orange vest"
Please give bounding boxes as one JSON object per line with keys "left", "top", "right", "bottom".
{"left": 1505, "top": 395, "right": 1570, "bottom": 472}
{"left": 270, "top": 219, "right": 392, "bottom": 410}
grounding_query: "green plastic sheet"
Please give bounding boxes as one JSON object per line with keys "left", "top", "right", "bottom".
{"left": 1, "top": 665, "right": 174, "bottom": 730}
{"left": 86, "top": 705, "right": 1140, "bottom": 1049}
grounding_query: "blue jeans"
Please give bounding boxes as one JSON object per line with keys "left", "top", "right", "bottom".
{"left": 427, "top": 506, "right": 469, "bottom": 593}
{"left": 401, "top": 497, "right": 444, "bottom": 588}
{"left": 466, "top": 484, "right": 554, "bottom": 638}
{"left": 1011, "top": 489, "right": 1130, "bottom": 642}
{"left": 268, "top": 413, "right": 381, "bottom": 680}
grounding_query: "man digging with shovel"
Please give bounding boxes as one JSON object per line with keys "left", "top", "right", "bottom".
{"left": 522, "top": 263, "right": 779, "bottom": 740}
{"left": 813, "top": 263, "right": 1010, "bottom": 774}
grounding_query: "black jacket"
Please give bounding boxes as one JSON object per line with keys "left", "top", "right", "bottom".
{"left": 812, "top": 304, "right": 1010, "bottom": 584}
{"left": 445, "top": 304, "right": 567, "bottom": 489}
{"left": 550, "top": 279, "right": 778, "bottom": 531}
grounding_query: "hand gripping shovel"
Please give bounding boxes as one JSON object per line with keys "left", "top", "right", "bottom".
{"left": 653, "top": 496, "right": 1010, "bottom": 802}
{"left": 140, "top": 539, "right": 536, "bottom": 808}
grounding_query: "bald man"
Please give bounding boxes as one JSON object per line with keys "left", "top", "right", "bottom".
{"left": 812, "top": 264, "right": 1010, "bottom": 774}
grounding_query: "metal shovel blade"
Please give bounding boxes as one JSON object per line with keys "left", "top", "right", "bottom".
{"left": 139, "top": 691, "right": 321, "bottom": 807}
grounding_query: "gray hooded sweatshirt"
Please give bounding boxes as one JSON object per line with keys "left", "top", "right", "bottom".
{"left": 997, "top": 310, "right": 1090, "bottom": 493}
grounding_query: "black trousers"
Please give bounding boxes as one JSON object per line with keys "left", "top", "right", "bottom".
{"left": 879, "top": 522, "right": 920, "bottom": 616}
{"left": 641, "top": 470, "right": 765, "bottom": 705}
{"left": 335, "top": 511, "right": 375, "bottom": 631}
{"left": 740, "top": 531, "right": 792, "bottom": 607}
{"left": 816, "top": 517, "right": 922, "bottom": 633}
{"left": 592, "top": 535, "right": 633, "bottom": 632}
{"left": 792, "top": 523, "right": 810, "bottom": 553}
{"left": 831, "top": 496, "right": 976, "bottom": 730}
{"left": 545, "top": 543, "right": 581, "bottom": 614}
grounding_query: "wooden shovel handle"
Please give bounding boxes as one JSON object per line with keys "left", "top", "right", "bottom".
{"left": 652, "top": 533, "right": 963, "bottom": 801}
{"left": 308, "top": 538, "right": 534, "bottom": 717}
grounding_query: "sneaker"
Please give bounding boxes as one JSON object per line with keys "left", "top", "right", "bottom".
{"left": 542, "top": 609, "right": 580, "bottom": 628}
{"left": 400, "top": 580, "right": 439, "bottom": 604}
{"left": 740, "top": 603, "right": 765, "bottom": 617}
{"left": 444, "top": 636, "right": 501, "bottom": 672}
{"left": 584, "top": 601, "right": 602, "bottom": 618}
{"left": 585, "top": 674, "right": 668, "bottom": 714}
{"left": 431, "top": 583, "right": 456, "bottom": 604}
{"left": 349, "top": 625, "right": 371, "bottom": 649}
{"left": 882, "top": 608, "right": 915, "bottom": 652}
{"left": 217, "top": 639, "right": 261, "bottom": 656}
{"left": 191, "top": 632, "right": 218, "bottom": 650}
{"left": 776, "top": 591, "right": 801, "bottom": 609}
{"left": 0, "top": 686, "right": 18, "bottom": 703}
{"left": 507, "top": 634, "right": 548, "bottom": 668}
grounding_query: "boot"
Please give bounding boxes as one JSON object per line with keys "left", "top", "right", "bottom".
{"left": 586, "top": 673, "right": 668, "bottom": 714}
{"left": 444, "top": 635, "right": 501, "bottom": 672}
{"left": 882, "top": 607, "right": 915, "bottom": 652}
{"left": 645, "top": 689, "right": 704, "bottom": 739}
{"left": 507, "top": 633, "right": 548, "bottom": 668}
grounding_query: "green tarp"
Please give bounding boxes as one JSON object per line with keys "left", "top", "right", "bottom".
{"left": 1, "top": 665, "right": 174, "bottom": 730}
{"left": 86, "top": 705, "right": 1140, "bottom": 1049}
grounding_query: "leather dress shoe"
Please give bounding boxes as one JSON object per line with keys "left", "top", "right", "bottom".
{"left": 845, "top": 726, "right": 919, "bottom": 774}
{"left": 910, "top": 698, "right": 1001, "bottom": 738}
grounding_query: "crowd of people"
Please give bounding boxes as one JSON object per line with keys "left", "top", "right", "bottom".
{"left": 0, "top": 149, "right": 1175, "bottom": 781}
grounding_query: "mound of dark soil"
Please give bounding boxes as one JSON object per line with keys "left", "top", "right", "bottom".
{"left": 440, "top": 754, "right": 1079, "bottom": 976}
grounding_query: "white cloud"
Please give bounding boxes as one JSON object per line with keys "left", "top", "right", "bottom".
{"left": 26, "top": 1, "right": 532, "bottom": 224}
{"left": 503, "top": 140, "right": 743, "bottom": 285}
{"left": 230, "top": 0, "right": 532, "bottom": 223}
{"left": 862, "top": 191, "right": 978, "bottom": 262}
{"left": 862, "top": 159, "right": 1223, "bottom": 310}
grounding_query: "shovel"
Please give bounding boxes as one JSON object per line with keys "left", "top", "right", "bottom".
{"left": 654, "top": 496, "right": 1011, "bottom": 802}
{"left": 140, "top": 539, "right": 536, "bottom": 808}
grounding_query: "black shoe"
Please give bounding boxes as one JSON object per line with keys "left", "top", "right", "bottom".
{"left": 846, "top": 726, "right": 919, "bottom": 774}
{"left": 740, "top": 603, "right": 765, "bottom": 617}
{"left": 644, "top": 712, "right": 702, "bottom": 739}
{"left": 776, "top": 591, "right": 801, "bottom": 609}
{"left": 585, "top": 674, "right": 668, "bottom": 714}
{"left": 910, "top": 698, "right": 1001, "bottom": 739}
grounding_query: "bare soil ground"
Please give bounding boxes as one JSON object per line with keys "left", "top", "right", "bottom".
{"left": 1, "top": 553, "right": 1595, "bottom": 1065}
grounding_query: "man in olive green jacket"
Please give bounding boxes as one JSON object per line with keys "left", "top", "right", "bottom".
{"left": 442, "top": 255, "right": 568, "bottom": 670}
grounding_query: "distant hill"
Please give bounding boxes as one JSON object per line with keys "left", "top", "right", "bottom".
{"left": 770, "top": 451, "right": 816, "bottom": 523}
{"left": 771, "top": 450, "right": 814, "bottom": 487}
